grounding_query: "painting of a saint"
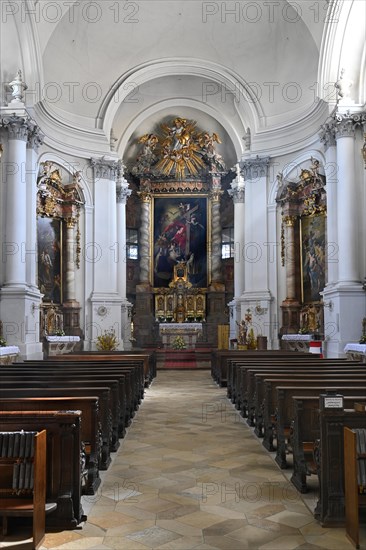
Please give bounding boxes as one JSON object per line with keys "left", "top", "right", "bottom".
{"left": 153, "top": 197, "right": 207, "bottom": 288}
{"left": 37, "top": 217, "right": 62, "bottom": 302}
{"left": 301, "top": 214, "right": 326, "bottom": 303}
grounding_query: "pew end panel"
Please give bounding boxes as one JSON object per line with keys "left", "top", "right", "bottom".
{"left": 344, "top": 427, "right": 366, "bottom": 549}
{"left": 0, "top": 430, "right": 57, "bottom": 549}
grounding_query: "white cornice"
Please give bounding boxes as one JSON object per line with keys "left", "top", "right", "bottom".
{"left": 251, "top": 100, "right": 330, "bottom": 157}
{"left": 33, "top": 101, "right": 112, "bottom": 158}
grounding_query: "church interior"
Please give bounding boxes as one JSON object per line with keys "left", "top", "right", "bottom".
{"left": 0, "top": 0, "right": 366, "bottom": 548}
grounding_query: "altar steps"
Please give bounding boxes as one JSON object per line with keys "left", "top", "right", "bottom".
{"left": 155, "top": 348, "right": 211, "bottom": 370}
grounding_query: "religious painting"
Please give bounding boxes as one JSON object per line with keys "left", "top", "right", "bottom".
{"left": 300, "top": 214, "right": 326, "bottom": 303}
{"left": 37, "top": 217, "right": 62, "bottom": 303}
{"left": 153, "top": 196, "right": 207, "bottom": 288}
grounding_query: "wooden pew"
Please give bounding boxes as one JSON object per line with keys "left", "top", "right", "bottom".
{"left": 51, "top": 352, "right": 151, "bottom": 389}
{"left": 0, "top": 378, "right": 121, "bottom": 452}
{"left": 227, "top": 352, "right": 317, "bottom": 402}
{"left": 275, "top": 387, "right": 366, "bottom": 469}
{"left": 0, "top": 411, "right": 85, "bottom": 530}
{"left": 0, "top": 397, "right": 101, "bottom": 495}
{"left": 252, "top": 370, "right": 366, "bottom": 438}
{"left": 315, "top": 408, "right": 366, "bottom": 527}
{"left": 212, "top": 349, "right": 312, "bottom": 388}
{"left": 0, "top": 429, "right": 57, "bottom": 548}
{"left": 24, "top": 360, "right": 141, "bottom": 425}
{"left": 344, "top": 426, "right": 366, "bottom": 548}
{"left": 0, "top": 387, "right": 112, "bottom": 470}
{"left": 233, "top": 358, "right": 355, "bottom": 413}
{"left": 24, "top": 361, "right": 143, "bottom": 425}
{"left": 290, "top": 397, "right": 366, "bottom": 496}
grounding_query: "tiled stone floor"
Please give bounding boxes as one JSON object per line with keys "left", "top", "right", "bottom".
{"left": 1, "top": 370, "right": 365, "bottom": 549}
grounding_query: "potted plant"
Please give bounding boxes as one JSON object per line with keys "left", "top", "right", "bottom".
{"left": 96, "top": 330, "right": 119, "bottom": 351}
{"left": 171, "top": 335, "right": 186, "bottom": 350}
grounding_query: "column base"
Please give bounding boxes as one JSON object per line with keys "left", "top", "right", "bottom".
{"left": 0, "top": 286, "right": 43, "bottom": 359}
{"left": 322, "top": 284, "right": 365, "bottom": 358}
{"left": 88, "top": 293, "right": 126, "bottom": 351}
{"left": 240, "top": 291, "right": 274, "bottom": 349}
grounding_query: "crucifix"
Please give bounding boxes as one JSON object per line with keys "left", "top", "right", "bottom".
{"left": 181, "top": 203, "right": 199, "bottom": 257}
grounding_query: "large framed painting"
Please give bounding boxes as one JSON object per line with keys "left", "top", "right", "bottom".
{"left": 152, "top": 196, "right": 208, "bottom": 288}
{"left": 300, "top": 214, "right": 326, "bottom": 303}
{"left": 37, "top": 217, "right": 62, "bottom": 303}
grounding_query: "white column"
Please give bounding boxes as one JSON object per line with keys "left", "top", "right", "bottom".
{"left": 228, "top": 167, "right": 245, "bottom": 338}
{"left": 320, "top": 123, "right": 338, "bottom": 285}
{"left": 2, "top": 116, "right": 28, "bottom": 286}
{"left": 91, "top": 158, "right": 118, "bottom": 293}
{"left": 335, "top": 117, "right": 358, "bottom": 284}
{"left": 116, "top": 168, "right": 132, "bottom": 349}
{"left": 26, "top": 125, "right": 43, "bottom": 290}
{"left": 241, "top": 157, "right": 272, "bottom": 344}
{"left": 0, "top": 112, "right": 43, "bottom": 358}
{"left": 90, "top": 158, "right": 123, "bottom": 350}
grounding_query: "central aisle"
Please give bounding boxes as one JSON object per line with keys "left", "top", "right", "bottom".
{"left": 43, "top": 370, "right": 356, "bottom": 549}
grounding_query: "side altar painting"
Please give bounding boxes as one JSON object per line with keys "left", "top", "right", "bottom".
{"left": 153, "top": 197, "right": 207, "bottom": 288}
{"left": 37, "top": 216, "right": 62, "bottom": 303}
{"left": 301, "top": 214, "right": 326, "bottom": 303}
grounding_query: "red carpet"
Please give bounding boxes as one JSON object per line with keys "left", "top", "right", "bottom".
{"left": 155, "top": 348, "right": 211, "bottom": 369}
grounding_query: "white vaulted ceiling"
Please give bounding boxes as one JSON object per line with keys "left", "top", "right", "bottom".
{"left": 2, "top": 0, "right": 365, "bottom": 160}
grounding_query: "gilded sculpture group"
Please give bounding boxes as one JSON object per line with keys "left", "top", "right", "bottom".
{"left": 131, "top": 117, "right": 226, "bottom": 178}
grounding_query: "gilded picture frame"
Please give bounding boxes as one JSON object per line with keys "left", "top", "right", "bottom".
{"left": 152, "top": 196, "right": 208, "bottom": 288}
{"left": 300, "top": 214, "right": 326, "bottom": 303}
{"left": 37, "top": 216, "right": 62, "bottom": 303}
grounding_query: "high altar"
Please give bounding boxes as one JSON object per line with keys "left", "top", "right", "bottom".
{"left": 128, "top": 117, "right": 229, "bottom": 347}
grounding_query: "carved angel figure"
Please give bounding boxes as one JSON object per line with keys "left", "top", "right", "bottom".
{"left": 198, "top": 131, "right": 226, "bottom": 172}
{"left": 132, "top": 133, "right": 158, "bottom": 174}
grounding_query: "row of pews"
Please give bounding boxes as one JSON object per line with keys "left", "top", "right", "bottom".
{"left": 212, "top": 349, "right": 366, "bottom": 530}
{"left": 0, "top": 350, "right": 156, "bottom": 533}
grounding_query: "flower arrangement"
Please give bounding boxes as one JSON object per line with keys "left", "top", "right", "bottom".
{"left": 298, "top": 326, "right": 310, "bottom": 335}
{"left": 247, "top": 327, "right": 257, "bottom": 350}
{"left": 54, "top": 329, "right": 65, "bottom": 336}
{"left": 96, "top": 329, "right": 119, "bottom": 351}
{"left": 0, "top": 337, "right": 7, "bottom": 347}
{"left": 172, "top": 335, "right": 186, "bottom": 350}
{"left": 360, "top": 335, "right": 366, "bottom": 344}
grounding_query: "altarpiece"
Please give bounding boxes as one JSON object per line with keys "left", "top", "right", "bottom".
{"left": 128, "top": 117, "right": 228, "bottom": 347}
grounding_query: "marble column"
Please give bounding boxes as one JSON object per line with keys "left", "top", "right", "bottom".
{"left": 335, "top": 116, "right": 358, "bottom": 284}
{"left": 241, "top": 156, "right": 272, "bottom": 345}
{"left": 116, "top": 168, "right": 132, "bottom": 350}
{"left": 0, "top": 111, "right": 43, "bottom": 358}
{"left": 319, "top": 122, "right": 338, "bottom": 286}
{"left": 209, "top": 180, "right": 223, "bottom": 285}
{"left": 321, "top": 112, "right": 366, "bottom": 357}
{"left": 137, "top": 191, "right": 152, "bottom": 286}
{"left": 228, "top": 167, "right": 245, "bottom": 339}
{"left": 283, "top": 216, "right": 297, "bottom": 301}
{"left": 2, "top": 115, "right": 28, "bottom": 286}
{"left": 89, "top": 157, "right": 123, "bottom": 350}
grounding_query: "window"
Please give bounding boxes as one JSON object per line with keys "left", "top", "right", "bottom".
{"left": 127, "top": 228, "right": 138, "bottom": 260}
{"left": 221, "top": 227, "right": 234, "bottom": 259}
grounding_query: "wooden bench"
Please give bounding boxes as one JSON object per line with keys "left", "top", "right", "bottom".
{"left": 0, "top": 411, "right": 85, "bottom": 530}
{"left": 252, "top": 370, "right": 366, "bottom": 438}
{"left": 275, "top": 388, "right": 366, "bottom": 469}
{"left": 0, "top": 430, "right": 57, "bottom": 549}
{"left": 212, "top": 349, "right": 312, "bottom": 387}
{"left": 344, "top": 426, "right": 366, "bottom": 548}
{"left": 0, "top": 376, "right": 122, "bottom": 452}
{"left": 316, "top": 408, "right": 366, "bottom": 527}
{"left": 0, "top": 397, "right": 101, "bottom": 495}
{"left": 289, "top": 395, "right": 366, "bottom": 493}
{"left": 227, "top": 352, "right": 318, "bottom": 403}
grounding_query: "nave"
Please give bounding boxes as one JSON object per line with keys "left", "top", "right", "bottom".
{"left": 2, "top": 371, "right": 363, "bottom": 550}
